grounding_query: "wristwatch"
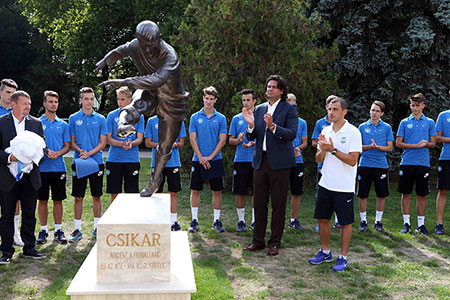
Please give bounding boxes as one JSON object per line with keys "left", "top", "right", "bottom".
{"left": 331, "top": 148, "right": 337, "bottom": 155}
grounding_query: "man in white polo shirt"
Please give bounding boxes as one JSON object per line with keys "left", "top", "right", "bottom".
{"left": 309, "top": 97, "right": 362, "bottom": 272}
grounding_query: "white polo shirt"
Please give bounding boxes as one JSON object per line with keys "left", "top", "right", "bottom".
{"left": 319, "top": 120, "right": 362, "bottom": 193}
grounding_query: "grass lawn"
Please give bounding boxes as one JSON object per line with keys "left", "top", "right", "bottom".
{"left": 1, "top": 157, "right": 450, "bottom": 299}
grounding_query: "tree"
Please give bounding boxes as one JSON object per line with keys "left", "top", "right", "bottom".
{"left": 173, "top": 0, "right": 339, "bottom": 182}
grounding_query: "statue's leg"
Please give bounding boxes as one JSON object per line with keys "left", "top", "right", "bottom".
{"left": 140, "top": 119, "right": 182, "bottom": 197}
{"left": 117, "top": 89, "right": 158, "bottom": 139}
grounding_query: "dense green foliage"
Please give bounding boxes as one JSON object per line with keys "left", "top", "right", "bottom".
{"left": 310, "top": 0, "right": 450, "bottom": 168}
{"left": 174, "top": 0, "right": 338, "bottom": 181}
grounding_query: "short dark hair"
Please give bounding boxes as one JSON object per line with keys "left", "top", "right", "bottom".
{"left": 203, "top": 86, "right": 218, "bottom": 98}
{"left": 240, "top": 88, "right": 256, "bottom": 99}
{"left": 43, "top": 90, "right": 59, "bottom": 101}
{"left": 372, "top": 100, "right": 385, "bottom": 112}
{"left": 408, "top": 93, "right": 425, "bottom": 103}
{"left": 1, "top": 79, "right": 18, "bottom": 91}
{"left": 11, "top": 90, "right": 30, "bottom": 102}
{"left": 330, "top": 97, "right": 348, "bottom": 110}
{"left": 266, "top": 74, "right": 288, "bottom": 101}
{"left": 80, "top": 87, "right": 94, "bottom": 98}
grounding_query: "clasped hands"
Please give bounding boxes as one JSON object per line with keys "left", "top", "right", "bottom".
{"left": 237, "top": 132, "right": 255, "bottom": 149}
{"left": 318, "top": 134, "right": 334, "bottom": 152}
{"left": 242, "top": 108, "right": 274, "bottom": 131}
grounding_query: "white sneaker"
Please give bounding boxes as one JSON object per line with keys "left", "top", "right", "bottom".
{"left": 14, "top": 233, "right": 24, "bottom": 247}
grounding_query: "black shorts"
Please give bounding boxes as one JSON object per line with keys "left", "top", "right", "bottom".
{"left": 437, "top": 160, "right": 450, "bottom": 190}
{"left": 156, "top": 167, "right": 182, "bottom": 193}
{"left": 232, "top": 162, "right": 253, "bottom": 195}
{"left": 189, "top": 161, "right": 224, "bottom": 191}
{"left": 397, "top": 165, "right": 430, "bottom": 196}
{"left": 357, "top": 167, "right": 390, "bottom": 198}
{"left": 71, "top": 164, "right": 105, "bottom": 198}
{"left": 314, "top": 185, "right": 354, "bottom": 225}
{"left": 106, "top": 162, "right": 140, "bottom": 194}
{"left": 37, "top": 172, "right": 67, "bottom": 201}
{"left": 289, "top": 163, "right": 304, "bottom": 196}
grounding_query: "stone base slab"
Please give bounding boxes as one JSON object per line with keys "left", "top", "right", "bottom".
{"left": 66, "top": 232, "right": 196, "bottom": 300}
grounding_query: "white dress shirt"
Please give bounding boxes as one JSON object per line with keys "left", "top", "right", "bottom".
{"left": 247, "top": 99, "right": 280, "bottom": 151}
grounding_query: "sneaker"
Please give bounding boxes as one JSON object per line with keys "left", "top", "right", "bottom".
{"left": 188, "top": 219, "right": 199, "bottom": 233}
{"left": 212, "top": 219, "right": 225, "bottom": 232}
{"left": 249, "top": 222, "right": 255, "bottom": 230}
{"left": 13, "top": 233, "right": 24, "bottom": 247}
{"left": 36, "top": 230, "right": 48, "bottom": 244}
{"left": 332, "top": 256, "right": 348, "bottom": 272}
{"left": 416, "top": 225, "right": 429, "bottom": 235}
{"left": 288, "top": 219, "right": 304, "bottom": 230}
{"left": 23, "top": 249, "right": 46, "bottom": 260}
{"left": 236, "top": 221, "right": 246, "bottom": 232}
{"left": 400, "top": 223, "right": 411, "bottom": 234}
{"left": 333, "top": 222, "right": 341, "bottom": 229}
{"left": 309, "top": 249, "right": 333, "bottom": 264}
{"left": 373, "top": 221, "right": 385, "bottom": 232}
{"left": 0, "top": 255, "right": 11, "bottom": 265}
{"left": 54, "top": 230, "right": 68, "bottom": 244}
{"left": 358, "top": 221, "right": 368, "bottom": 232}
{"left": 92, "top": 228, "right": 97, "bottom": 237}
{"left": 434, "top": 224, "right": 444, "bottom": 235}
{"left": 171, "top": 222, "right": 181, "bottom": 231}
{"left": 68, "top": 229, "right": 83, "bottom": 243}
{"left": 315, "top": 224, "right": 319, "bottom": 232}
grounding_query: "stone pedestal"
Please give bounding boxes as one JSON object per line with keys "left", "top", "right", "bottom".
{"left": 66, "top": 194, "right": 196, "bottom": 299}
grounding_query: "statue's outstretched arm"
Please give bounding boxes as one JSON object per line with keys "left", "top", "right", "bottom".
{"left": 95, "top": 44, "right": 128, "bottom": 74}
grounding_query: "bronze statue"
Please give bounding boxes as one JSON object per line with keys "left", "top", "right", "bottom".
{"left": 95, "top": 20, "right": 188, "bottom": 197}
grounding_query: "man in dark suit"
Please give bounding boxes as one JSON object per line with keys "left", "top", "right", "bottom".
{"left": 242, "top": 75, "right": 298, "bottom": 256}
{"left": 0, "top": 90, "right": 46, "bottom": 264}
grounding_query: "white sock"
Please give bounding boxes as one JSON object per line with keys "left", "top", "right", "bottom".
{"left": 334, "top": 214, "right": 339, "bottom": 224}
{"left": 236, "top": 208, "right": 245, "bottom": 222}
{"left": 322, "top": 249, "right": 330, "bottom": 254}
{"left": 214, "top": 209, "right": 221, "bottom": 221}
{"left": 55, "top": 224, "right": 62, "bottom": 231}
{"left": 418, "top": 216, "right": 425, "bottom": 227}
{"left": 375, "top": 211, "right": 383, "bottom": 223}
{"left": 191, "top": 207, "right": 198, "bottom": 220}
{"left": 403, "top": 214, "right": 410, "bottom": 225}
{"left": 360, "top": 212, "right": 367, "bottom": 222}
{"left": 94, "top": 217, "right": 101, "bottom": 229}
{"left": 171, "top": 213, "right": 178, "bottom": 224}
{"left": 41, "top": 225, "right": 48, "bottom": 233}
{"left": 74, "top": 219, "right": 82, "bottom": 231}
{"left": 14, "top": 215, "right": 20, "bottom": 234}
{"left": 251, "top": 208, "right": 255, "bottom": 223}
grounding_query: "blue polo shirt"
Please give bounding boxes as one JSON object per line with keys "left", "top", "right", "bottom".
{"left": 313, "top": 116, "right": 331, "bottom": 168}
{"left": 0, "top": 105, "right": 12, "bottom": 116}
{"left": 69, "top": 109, "right": 107, "bottom": 165}
{"left": 106, "top": 108, "right": 144, "bottom": 163}
{"left": 358, "top": 119, "right": 394, "bottom": 169}
{"left": 436, "top": 110, "right": 450, "bottom": 160}
{"left": 189, "top": 108, "right": 227, "bottom": 162}
{"left": 39, "top": 115, "right": 71, "bottom": 172}
{"left": 228, "top": 113, "right": 254, "bottom": 162}
{"left": 397, "top": 114, "right": 437, "bottom": 167}
{"left": 145, "top": 116, "right": 186, "bottom": 168}
{"left": 293, "top": 117, "right": 308, "bottom": 164}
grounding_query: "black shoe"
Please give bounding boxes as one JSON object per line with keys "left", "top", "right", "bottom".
{"left": 288, "top": 219, "right": 304, "bottom": 229}
{"left": 400, "top": 223, "right": 411, "bottom": 234}
{"left": 249, "top": 222, "right": 255, "bottom": 230}
{"left": 188, "top": 219, "right": 199, "bottom": 233}
{"left": 23, "top": 249, "right": 46, "bottom": 260}
{"left": 374, "top": 221, "right": 385, "bottom": 232}
{"left": 0, "top": 255, "right": 11, "bottom": 265}
{"left": 358, "top": 221, "right": 368, "bottom": 232}
{"left": 171, "top": 222, "right": 181, "bottom": 231}
{"left": 36, "top": 230, "right": 48, "bottom": 244}
{"left": 236, "top": 221, "right": 246, "bottom": 232}
{"left": 54, "top": 230, "right": 68, "bottom": 244}
{"left": 434, "top": 224, "right": 444, "bottom": 235}
{"left": 212, "top": 219, "right": 225, "bottom": 232}
{"left": 416, "top": 225, "right": 429, "bottom": 235}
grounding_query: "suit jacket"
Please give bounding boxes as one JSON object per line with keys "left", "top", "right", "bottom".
{"left": 0, "top": 113, "right": 45, "bottom": 192}
{"left": 246, "top": 100, "right": 298, "bottom": 170}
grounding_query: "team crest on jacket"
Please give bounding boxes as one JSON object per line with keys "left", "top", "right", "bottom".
{"left": 407, "top": 123, "right": 413, "bottom": 129}
{"left": 238, "top": 120, "right": 244, "bottom": 125}
{"left": 115, "top": 117, "right": 119, "bottom": 123}
{"left": 43, "top": 125, "right": 46, "bottom": 130}
{"left": 447, "top": 117, "right": 450, "bottom": 123}
{"left": 76, "top": 120, "right": 83, "bottom": 126}
{"left": 198, "top": 118, "right": 203, "bottom": 124}
{"left": 364, "top": 128, "right": 370, "bottom": 133}
{"left": 155, "top": 124, "right": 158, "bottom": 129}
{"left": 340, "top": 137, "right": 346, "bottom": 143}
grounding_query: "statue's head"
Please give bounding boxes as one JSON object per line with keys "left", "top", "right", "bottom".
{"left": 136, "top": 21, "right": 161, "bottom": 54}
